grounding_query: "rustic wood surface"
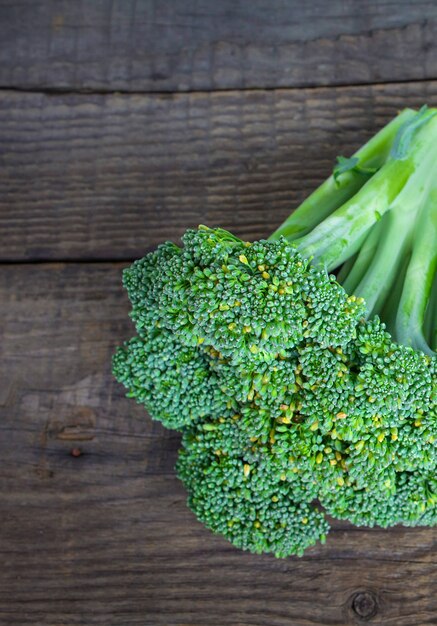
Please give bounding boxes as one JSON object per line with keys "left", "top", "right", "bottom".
{"left": 0, "top": 264, "right": 435, "bottom": 626}
{"left": 0, "top": 2, "right": 436, "bottom": 625}
{"left": 1, "top": 81, "right": 437, "bottom": 261}
{"left": 0, "top": 0, "right": 436, "bottom": 92}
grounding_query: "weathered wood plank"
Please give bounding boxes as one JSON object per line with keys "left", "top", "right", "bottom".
{"left": 1, "top": 80, "right": 437, "bottom": 262}
{"left": 0, "top": 0, "right": 436, "bottom": 92}
{"left": 0, "top": 263, "right": 436, "bottom": 625}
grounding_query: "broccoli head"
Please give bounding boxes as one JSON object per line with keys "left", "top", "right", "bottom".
{"left": 113, "top": 106, "right": 437, "bottom": 557}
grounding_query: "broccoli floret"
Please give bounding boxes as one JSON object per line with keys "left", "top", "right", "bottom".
{"left": 114, "top": 107, "right": 437, "bottom": 557}
{"left": 177, "top": 420, "right": 328, "bottom": 558}
{"left": 112, "top": 326, "right": 228, "bottom": 430}
{"left": 127, "top": 228, "right": 366, "bottom": 361}
{"left": 320, "top": 468, "right": 436, "bottom": 528}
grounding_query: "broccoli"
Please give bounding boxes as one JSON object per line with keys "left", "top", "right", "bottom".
{"left": 112, "top": 326, "right": 228, "bottom": 430}
{"left": 177, "top": 418, "right": 329, "bottom": 558}
{"left": 113, "top": 106, "right": 436, "bottom": 557}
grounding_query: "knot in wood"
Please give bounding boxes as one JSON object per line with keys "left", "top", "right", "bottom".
{"left": 351, "top": 591, "right": 378, "bottom": 620}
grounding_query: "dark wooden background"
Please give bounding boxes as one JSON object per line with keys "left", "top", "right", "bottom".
{"left": 0, "top": 2, "right": 436, "bottom": 625}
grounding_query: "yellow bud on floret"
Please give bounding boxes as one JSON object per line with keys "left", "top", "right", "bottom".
{"left": 355, "top": 440, "right": 365, "bottom": 452}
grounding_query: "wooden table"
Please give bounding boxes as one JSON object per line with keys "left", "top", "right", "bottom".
{"left": 0, "top": 2, "right": 436, "bottom": 624}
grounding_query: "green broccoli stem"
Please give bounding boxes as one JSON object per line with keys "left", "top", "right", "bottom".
{"left": 269, "top": 107, "right": 437, "bottom": 354}
{"left": 269, "top": 108, "right": 416, "bottom": 242}
{"left": 395, "top": 189, "right": 437, "bottom": 355}
{"left": 339, "top": 217, "right": 385, "bottom": 295}
{"left": 343, "top": 156, "right": 434, "bottom": 318}
{"left": 380, "top": 252, "right": 411, "bottom": 338}
{"left": 293, "top": 156, "right": 415, "bottom": 270}
{"left": 348, "top": 212, "right": 415, "bottom": 318}
{"left": 424, "top": 271, "right": 437, "bottom": 350}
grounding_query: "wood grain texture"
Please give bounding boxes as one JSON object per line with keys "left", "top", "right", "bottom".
{"left": 0, "top": 263, "right": 436, "bottom": 626}
{"left": 0, "top": 0, "right": 437, "bottom": 92}
{"left": 1, "top": 80, "right": 437, "bottom": 262}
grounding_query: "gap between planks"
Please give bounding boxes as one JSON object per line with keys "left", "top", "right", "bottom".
{"left": 0, "top": 75, "right": 436, "bottom": 98}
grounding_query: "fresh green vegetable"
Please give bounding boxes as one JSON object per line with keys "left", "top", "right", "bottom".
{"left": 113, "top": 107, "right": 436, "bottom": 557}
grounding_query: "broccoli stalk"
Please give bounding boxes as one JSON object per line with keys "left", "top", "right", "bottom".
{"left": 271, "top": 106, "right": 437, "bottom": 354}
{"left": 396, "top": 190, "right": 437, "bottom": 353}
{"left": 269, "top": 107, "right": 416, "bottom": 241}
